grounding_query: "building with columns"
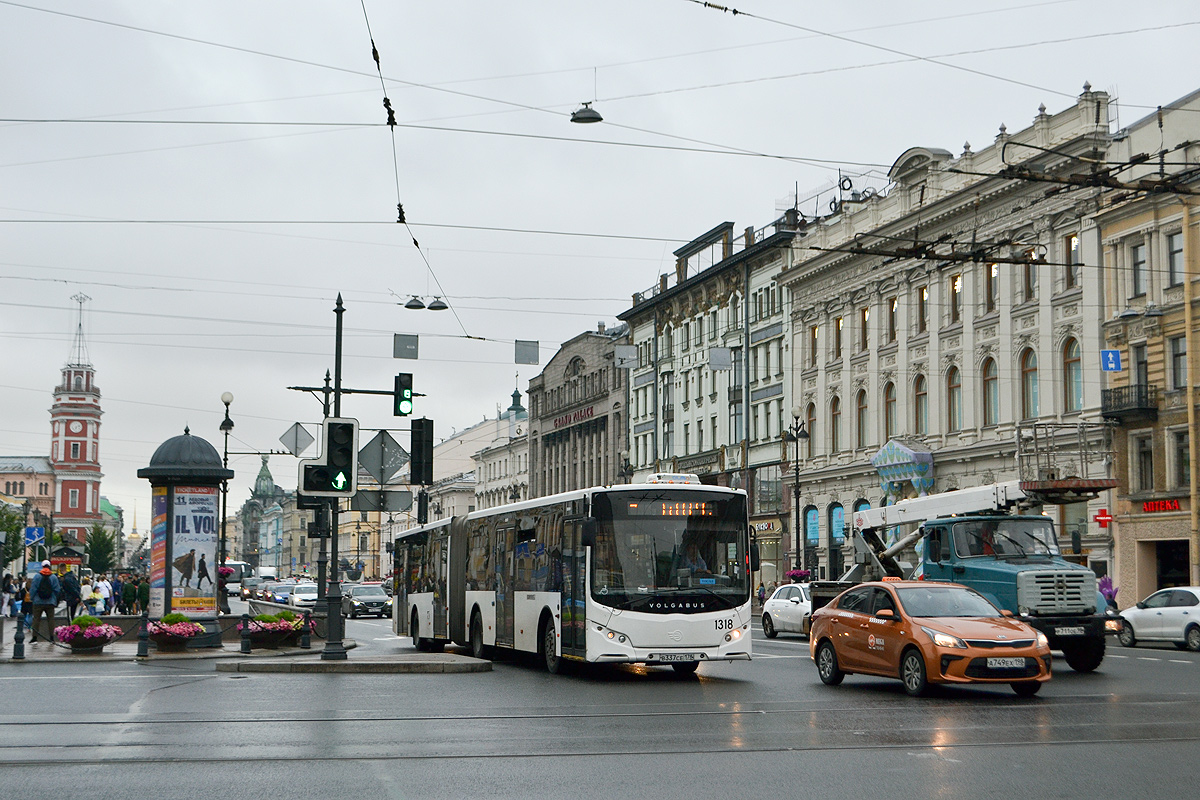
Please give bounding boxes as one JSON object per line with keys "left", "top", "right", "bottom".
{"left": 777, "top": 86, "right": 1119, "bottom": 580}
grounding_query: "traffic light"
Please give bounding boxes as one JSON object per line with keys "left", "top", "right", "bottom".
{"left": 298, "top": 417, "right": 359, "bottom": 497}
{"left": 410, "top": 417, "right": 433, "bottom": 486}
{"left": 394, "top": 373, "right": 413, "bottom": 416}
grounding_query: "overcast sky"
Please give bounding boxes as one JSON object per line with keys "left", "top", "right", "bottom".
{"left": 3, "top": 0, "right": 1198, "bottom": 528}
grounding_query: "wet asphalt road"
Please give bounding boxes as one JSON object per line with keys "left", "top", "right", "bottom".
{"left": 3, "top": 609, "right": 1199, "bottom": 799}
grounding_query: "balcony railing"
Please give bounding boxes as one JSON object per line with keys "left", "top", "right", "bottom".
{"left": 1101, "top": 384, "right": 1158, "bottom": 421}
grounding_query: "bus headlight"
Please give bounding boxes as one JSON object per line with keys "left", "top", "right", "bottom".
{"left": 724, "top": 629, "right": 742, "bottom": 642}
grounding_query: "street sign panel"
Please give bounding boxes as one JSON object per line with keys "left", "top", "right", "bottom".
{"left": 613, "top": 345, "right": 637, "bottom": 369}
{"left": 350, "top": 489, "right": 414, "bottom": 513}
{"left": 1101, "top": 349, "right": 1122, "bottom": 371}
{"left": 279, "top": 422, "right": 315, "bottom": 456}
{"left": 393, "top": 333, "right": 419, "bottom": 360}
{"left": 515, "top": 340, "right": 539, "bottom": 365}
{"left": 359, "top": 430, "right": 409, "bottom": 485}
{"left": 24, "top": 526, "right": 45, "bottom": 547}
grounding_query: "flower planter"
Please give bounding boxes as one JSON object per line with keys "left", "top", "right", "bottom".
{"left": 247, "top": 630, "right": 289, "bottom": 649}
{"left": 55, "top": 619, "right": 122, "bottom": 653}
{"left": 63, "top": 634, "right": 117, "bottom": 653}
{"left": 148, "top": 632, "right": 194, "bottom": 653}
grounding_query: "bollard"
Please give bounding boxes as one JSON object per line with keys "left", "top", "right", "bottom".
{"left": 300, "top": 611, "right": 311, "bottom": 649}
{"left": 240, "top": 613, "right": 251, "bottom": 654}
{"left": 137, "top": 608, "right": 150, "bottom": 658}
{"left": 12, "top": 612, "right": 25, "bottom": 660}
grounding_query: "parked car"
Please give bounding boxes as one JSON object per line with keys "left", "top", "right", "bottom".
{"left": 240, "top": 577, "right": 262, "bottom": 600}
{"left": 762, "top": 583, "right": 811, "bottom": 638}
{"left": 809, "top": 580, "right": 1052, "bottom": 697}
{"left": 288, "top": 583, "right": 319, "bottom": 608}
{"left": 342, "top": 583, "right": 392, "bottom": 618}
{"left": 1118, "top": 586, "right": 1200, "bottom": 651}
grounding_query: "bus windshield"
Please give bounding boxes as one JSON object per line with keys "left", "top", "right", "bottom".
{"left": 590, "top": 489, "right": 749, "bottom": 611}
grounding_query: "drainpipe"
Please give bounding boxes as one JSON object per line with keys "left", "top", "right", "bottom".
{"left": 1184, "top": 201, "right": 1198, "bottom": 585}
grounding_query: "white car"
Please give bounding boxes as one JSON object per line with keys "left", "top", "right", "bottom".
{"left": 288, "top": 583, "right": 319, "bottom": 609}
{"left": 1118, "top": 586, "right": 1200, "bottom": 651}
{"left": 762, "top": 583, "right": 811, "bottom": 638}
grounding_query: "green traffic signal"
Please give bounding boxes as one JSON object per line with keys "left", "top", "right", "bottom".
{"left": 394, "top": 373, "right": 414, "bottom": 416}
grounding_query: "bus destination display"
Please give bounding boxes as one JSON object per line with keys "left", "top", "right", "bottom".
{"left": 626, "top": 500, "right": 716, "bottom": 517}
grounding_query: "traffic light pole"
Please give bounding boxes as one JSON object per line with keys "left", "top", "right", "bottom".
{"left": 322, "top": 295, "right": 348, "bottom": 661}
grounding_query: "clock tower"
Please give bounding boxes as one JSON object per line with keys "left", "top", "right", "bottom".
{"left": 49, "top": 294, "right": 104, "bottom": 546}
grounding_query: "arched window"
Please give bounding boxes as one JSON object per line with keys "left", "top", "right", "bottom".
{"left": 804, "top": 506, "right": 819, "bottom": 549}
{"left": 1063, "top": 338, "right": 1082, "bottom": 413}
{"left": 947, "top": 366, "right": 962, "bottom": 432}
{"left": 830, "top": 396, "right": 842, "bottom": 453}
{"left": 914, "top": 374, "right": 928, "bottom": 435}
{"left": 1021, "top": 349, "right": 1039, "bottom": 419}
{"left": 829, "top": 504, "right": 846, "bottom": 544}
{"left": 982, "top": 358, "right": 999, "bottom": 426}
{"left": 806, "top": 403, "right": 817, "bottom": 458}
{"left": 883, "top": 382, "right": 896, "bottom": 440}
{"left": 856, "top": 390, "right": 869, "bottom": 449}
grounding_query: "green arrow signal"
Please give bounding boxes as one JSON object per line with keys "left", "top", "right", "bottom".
{"left": 332, "top": 471, "right": 348, "bottom": 490}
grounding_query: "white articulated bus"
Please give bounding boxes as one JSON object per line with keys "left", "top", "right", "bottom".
{"left": 393, "top": 475, "right": 753, "bottom": 674}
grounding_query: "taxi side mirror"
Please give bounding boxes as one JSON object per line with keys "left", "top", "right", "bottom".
{"left": 1000, "top": 609, "right": 1014, "bottom": 617}
{"left": 875, "top": 608, "right": 894, "bottom": 619}
{"left": 1136, "top": 601, "right": 1147, "bottom": 610}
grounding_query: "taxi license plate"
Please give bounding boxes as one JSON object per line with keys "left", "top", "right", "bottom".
{"left": 658, "top": 654, "right": 697, "bottom": 663}
{"left": 987, "top": 657, "right": 1025, "bottom": 669}
{"left": 1054, "top": 626, "right": 1085, "bottom": 637}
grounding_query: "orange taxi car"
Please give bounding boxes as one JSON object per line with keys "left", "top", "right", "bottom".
{"left": 809, "top": 580, "right": 1052, "bottom": 697}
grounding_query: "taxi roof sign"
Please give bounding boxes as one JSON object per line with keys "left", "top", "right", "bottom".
{"left": 646, "top": 473, "right": 700, "bottom": 485}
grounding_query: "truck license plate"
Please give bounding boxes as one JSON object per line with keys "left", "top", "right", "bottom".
{"left": 1054, "top": 626, "right": 1085, "bottom": 637}
{"left": 987, "top": 657, "right": 1025, "bottom": 669}
{"left": 658, "top": 654, "right": 697, "bottom": 663}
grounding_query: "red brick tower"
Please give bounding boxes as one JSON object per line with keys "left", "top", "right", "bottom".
{"left": 49, "top": 294, "right": 103, "bottom": 546}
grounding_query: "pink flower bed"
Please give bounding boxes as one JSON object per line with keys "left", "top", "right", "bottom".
{"left": 147, "top": 620, "right": 205, "bottom": 637}
{"left": 55, "top": 623, "right": 121, "bottom": 643}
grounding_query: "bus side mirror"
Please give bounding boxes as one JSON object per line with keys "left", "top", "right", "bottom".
{"left": 928, "top": 536, "right": 942, "bottom": 563}
{"left": 750, "top": 541, "right": 761, "bottom": 572}
{"left": 581, "top": 518, "right": 597, "bottom": 549}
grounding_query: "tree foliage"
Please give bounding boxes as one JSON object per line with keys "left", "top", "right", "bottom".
{"left": 0, "top": 505, "right": 23, "bottom": 573}
{"left": 86, "top": 523, "right": 117, "bottom": 575}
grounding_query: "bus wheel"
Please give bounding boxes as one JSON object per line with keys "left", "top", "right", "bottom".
{"left": 470, "top": 609, "right": 489, "bottom": 660}
{"left": 411, "top": 611, "right": 425, "bottom": 651}
{"left": 671, "top": 661, "right": 699, "bottom": 676}
{"left": 540, "top": 617, "right": 561, "bottom": 674}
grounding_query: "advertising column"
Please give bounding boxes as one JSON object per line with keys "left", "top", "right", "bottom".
{"left": 150, "top": 486, "right": 169, "bottom": 618}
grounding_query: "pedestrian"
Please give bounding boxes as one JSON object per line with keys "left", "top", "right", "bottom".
{"left": 81, "top": 577, "right": 96, "bottom": 615}
{"left": 28, "top": 560, "right": 61, "bottom": 643}
{"left": 137, "top": 576, "right": 150, "bottom": 615}
{"left": 757, "top": 581, "right": 766, "bottom": 606}
{"left": 61, "top": 568, "right": 82, "bottom": 621}
{"left": 0, "top": 573, "right": 13, "bottom": 617}
{"left": 96, "top": 573, "right": 113, "bottom": 615}
{"left": 122, "top": 578, "right": 137, "bottom": 616}
{"left": 112, "top": 574, "right": 125, "bottom": 614}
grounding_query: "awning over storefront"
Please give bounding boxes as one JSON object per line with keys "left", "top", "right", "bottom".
{"left": 871, "top": 438, "right": 935, "bottom": 497}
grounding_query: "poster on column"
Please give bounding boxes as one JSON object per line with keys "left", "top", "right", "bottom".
{"left": 149, "top": 486, "right": 168, "bottom": 618}
{"left": 171, "top": 485, "right": 219, "bottom": 617}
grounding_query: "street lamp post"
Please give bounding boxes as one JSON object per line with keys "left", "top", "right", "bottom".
{"left": 219, "top": 392, "right": 233, "bottom": 615}
{"left": 783, "top": 405, "right": 810, "bottom": 579}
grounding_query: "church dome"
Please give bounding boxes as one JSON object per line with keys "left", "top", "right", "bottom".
{"left": 137, "top": 427, "right": 234, "bottom": 481}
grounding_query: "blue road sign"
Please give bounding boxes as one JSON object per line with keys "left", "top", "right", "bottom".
{"left": 24, "top": 526, "right": 45, "bottom": 546}
{"left": 1101, "top": 350, "right": 1122, "bottom": 372}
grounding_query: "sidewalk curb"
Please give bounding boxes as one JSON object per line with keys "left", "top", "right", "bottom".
{"left": 214, "top": 656, "right": 491, "bottom": 674}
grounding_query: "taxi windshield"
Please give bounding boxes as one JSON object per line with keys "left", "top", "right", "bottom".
{"left": 896, "top": 585, "right": 1002, "bottom": 618}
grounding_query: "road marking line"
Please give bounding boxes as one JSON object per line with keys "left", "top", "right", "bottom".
{"left": 1137, "top": 657, "right": 1160, "bottom": 661}
{"left": 1109, "top": 654, "right": 1129, "bottom": 658}
{"left": 1169, "top": 659, "right": 1192, "bottom": 664}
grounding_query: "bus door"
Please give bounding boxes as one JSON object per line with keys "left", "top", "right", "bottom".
{"left": 433, "top": 530, "right": 449, "bottom": 637}
{"left": 560, "top": 519, "right": 586, "bottom": 657}
{"left": 495, "top": 524, "right": 515, "bottom": 648}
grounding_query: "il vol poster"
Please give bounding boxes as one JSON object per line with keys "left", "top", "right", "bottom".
{"left": 171, "top": 485, "right": 219, "bottom": 616}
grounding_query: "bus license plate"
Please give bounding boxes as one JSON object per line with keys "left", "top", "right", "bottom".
{"left": 987, "top": 657, "right": 1025, "bottom": 669}
{"left": 1054, "top": 626, "right": 1085, "bottom": 637}
{"left": 658, "top": 654, "right": 697, "bottom": 663}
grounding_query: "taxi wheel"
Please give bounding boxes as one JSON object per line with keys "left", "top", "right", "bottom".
{"left": 762, "top": 614, "right": 777, "bottom": 638}
{"left": 1011, "top": 681, "right": 1042, "bottom": 697}
{"left": 1117, "top": 621, "right": 1136, "bottom": 648}
{"left": 900, "top": 648, "right": 928, "bottom": 697}
{"left": 816, "top": 641, "right": 844, "bottom": 686}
